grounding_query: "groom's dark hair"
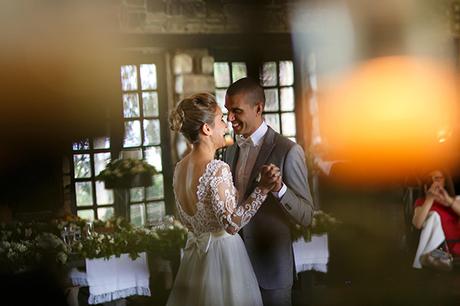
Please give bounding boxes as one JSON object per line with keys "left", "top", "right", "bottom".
{"left": 226, "top": 77, "right": 265, "bottom": 107}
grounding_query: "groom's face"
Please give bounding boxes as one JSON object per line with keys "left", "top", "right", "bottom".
{"left": 225, "top": 93, "right": 262, "bottom": 138}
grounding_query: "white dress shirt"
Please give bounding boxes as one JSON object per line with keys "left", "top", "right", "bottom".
{"left": 235, "top": 122, "right": 286, "bottom": 203}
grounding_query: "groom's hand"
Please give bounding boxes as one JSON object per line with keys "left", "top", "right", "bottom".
{"left": 259, "top": 164, "right": 280, "bottom": 193}
{"left": 262, "top": 164, "right": 282, "bottom": 192}
{"left": 272, "top": 175, "right": 282, "bottom": 192}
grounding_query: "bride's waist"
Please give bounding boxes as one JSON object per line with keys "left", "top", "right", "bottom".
{"left": 188, "top": 229, "right": 231, "bottom": 240}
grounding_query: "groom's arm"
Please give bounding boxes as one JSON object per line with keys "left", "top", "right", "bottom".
{"left": 275, "top": 144, "right": 314, "bottom": 227}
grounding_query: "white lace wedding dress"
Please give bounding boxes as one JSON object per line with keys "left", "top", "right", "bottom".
{"left": 166, "top": 159, "right": 266, "bottom": 306}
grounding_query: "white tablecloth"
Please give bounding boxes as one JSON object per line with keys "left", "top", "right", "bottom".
{"left": 69, "top": 252, "right": 150, "bottom": 305}
{"left": 292, "top": 234, "right": 329, "bottom": 273}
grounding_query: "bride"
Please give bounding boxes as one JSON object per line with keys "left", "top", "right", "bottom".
{"left": 167, "top": 93, "right": 280, "bottom": 306}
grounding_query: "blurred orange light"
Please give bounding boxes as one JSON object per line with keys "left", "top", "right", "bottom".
{"left": 320, "top": 56, "right": 458, "bottom": 182}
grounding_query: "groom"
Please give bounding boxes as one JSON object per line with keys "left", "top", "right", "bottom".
{"left": 223, "top": 77, "right": 314, "bottom": 306}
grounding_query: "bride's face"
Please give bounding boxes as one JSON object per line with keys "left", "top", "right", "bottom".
{"left": 211, "top": 107, "right": 229, "bottom": 149}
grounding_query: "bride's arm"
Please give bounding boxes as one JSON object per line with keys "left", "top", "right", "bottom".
{"left": 210, "top": 163, "right": 268, "bottom": 235}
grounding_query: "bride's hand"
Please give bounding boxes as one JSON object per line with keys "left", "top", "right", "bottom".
{"left": 258, "top": 164, "right": 281, "bottom": 194}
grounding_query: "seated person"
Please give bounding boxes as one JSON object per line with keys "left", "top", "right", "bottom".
{"left": 412, "top": 169, "right": 460, "bottom": 255}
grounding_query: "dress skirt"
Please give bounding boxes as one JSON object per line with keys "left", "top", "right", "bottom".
{"left": 166, "top": 230, "right": 263, "bottom": 306}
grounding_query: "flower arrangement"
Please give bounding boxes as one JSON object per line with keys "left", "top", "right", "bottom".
{"left": 97, "top": 158, "right": 157, "bottom": 188}
{"left": 0, "top": 215, "right": 188, "bottom": 272}
{"left": 0, "top": 227, "right": 70, "bottom": 273}
{"left": 290, "top": 210, "right": 340, "bottom": 242}
{"left": 73, "top": 216, "right": 187, "bottom": 261}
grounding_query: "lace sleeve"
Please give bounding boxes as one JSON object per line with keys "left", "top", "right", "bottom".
{"left": 209, "top": 162, "right": 267, "bottom": 234}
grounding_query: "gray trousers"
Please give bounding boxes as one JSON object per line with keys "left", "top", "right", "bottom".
{"left": 260, "top": 287, "right": 292, "bottom": 306}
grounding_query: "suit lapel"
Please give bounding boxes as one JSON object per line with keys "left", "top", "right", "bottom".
{"left": 245, "top": 127, "right": 277, "bottom": 198}
{"left": 225, "top": 144, "right": 239, "bottom": 175}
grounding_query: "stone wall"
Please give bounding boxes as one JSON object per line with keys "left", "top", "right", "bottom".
{"left": 119, "top": 0, "right": 290, "bottom": 34}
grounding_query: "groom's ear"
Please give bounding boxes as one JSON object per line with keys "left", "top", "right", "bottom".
{"left": 255, "top": 102, "right": 263, "bottom": 116}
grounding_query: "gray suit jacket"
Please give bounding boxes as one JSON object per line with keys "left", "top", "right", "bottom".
{"left": 223, "top": 127, "right": 314, "bottom": 290}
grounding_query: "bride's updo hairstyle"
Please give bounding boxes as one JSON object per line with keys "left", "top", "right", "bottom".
{"left": 169, "top": 93, "right": 218, "bottom": 144}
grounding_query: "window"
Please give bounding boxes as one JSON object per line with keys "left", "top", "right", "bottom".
{"left": 261, "top": 60, "right": 296, "bottom": 142}
{"left": 120, "top": 64, "right": 165, "bottom": 226}
{"left": 213, "top": 61, "right": 248, "bottom": 135}
{"left": 71, "top": 137, "right": 114, "bottom": 221}
{"left": 213, "top": 60, "right": 297, "bottom": 142}
{"left": 214, "top": 62, "right": 248, "bottom": 110}
{"left": 70, "top": 62, "right": 169, "bottom": 225}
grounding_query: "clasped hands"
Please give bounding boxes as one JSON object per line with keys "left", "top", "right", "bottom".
{"left": 258, "top": 164, "right": 282, "bottom": 194}
{"left": 426, "top": 182, "right": 455, "bottom": 208}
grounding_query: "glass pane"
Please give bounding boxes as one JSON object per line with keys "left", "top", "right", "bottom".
{"left": 280, "top": 87, "right": 295, "bottom": 111}
{"left": 288, "top": 137, "right": 297, "bottom": 143}
{"left": 130, "top": 187, "right": 144, "bottom": 202}
{"left": 232, "top": 62, "right": 247, "bottom": 82}
{"left": 97, "top": 207, "right": 114, "bottom": 221}
{"left": 145, "top": 146, "right": 162, "bottom": 172}
{"left": 94, "top": 137, "right": 110, "bottom": 149}
{"left": 123, "top": 93, "right": 140, "bottom": 118}
{"left": 75, "top": 182, "right": 93, "bottom": 206}
{"left": 310, "top": 74, "right": 318, "bottom": 91}
{"left": 143, "top": 92, "right": 159, "bottom": 117}
{"left": 94, "top": 153, "right": 111, "bottom": 176}
{"left": 96, "top": 181, "right": 113, "bottom": 204}
{"left": 73, "top": 154, "right": 92, "bottom": 178}
{"left": 130, "top": 204, "right": 145, "bottom": 227}
{"left": 264, "top": 114, "right": 280, "bottom": 133}
{"left": 144, "top": 119, "right": 161, "bottom": 145}
{"left": 77, "top": 209, "right": 94, "bottom": 221}
{"left": 123, "top": 120, "right": 141, "bottom": 147}
{"left": 121, "top": 65, "right": 138, "bottom": 91}
{"left": 216, "top": 89, "right": 226, "bottom": 111}
{"left": 73, "top": 139, "right": 89, "bottom": 151}
{"left": 281, "top": 112, "right": 296, "bottom": 136}
{"left": 121, "top": 149, "right": 142, "bottom": 160}
{"left": 146, "top": 202, "right": 165, "bottom": 225}
{"left": 146, "top": 174, "right": 164, "bottom": 200}
{"left": 264, "top": 89, "right": 279, "bottom": 111}
{"left": 214, "top": 62, "right": 230, "bottom": 87}
{"left": 140, "top": 64, "right": 157, "bottom": 90}
{"left": 176, "top": 134, "right": 188, "bottom": 159}
{"left": 279, "top": 60, "right": 294, "bottom": 86}
{"left": 262, "top": 62, "right": 277, "bottom": 86}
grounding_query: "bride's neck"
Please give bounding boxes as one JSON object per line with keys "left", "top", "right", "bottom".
{"left": 191, "top": 140, "right": 216, "bottom": 160}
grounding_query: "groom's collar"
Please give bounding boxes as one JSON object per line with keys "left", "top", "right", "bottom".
{"left": 236, "top": 121, "right": 268, "bottom": 147}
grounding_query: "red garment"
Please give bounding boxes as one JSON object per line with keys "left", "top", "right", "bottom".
{"left": 415, "top": 198, "right": 460, "bottom": 255}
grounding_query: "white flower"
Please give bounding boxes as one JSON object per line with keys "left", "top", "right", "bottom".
{"left": 149, "top": 232, "right": 160, "bottom": 240}
{"left": 173, "top": 220, "right": 185, "bottom": 230}
{"left": 17, "top": 243, "right": 27, "bottom": 253}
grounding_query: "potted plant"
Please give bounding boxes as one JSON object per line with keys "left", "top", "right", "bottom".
{"left": 97, "top": 159, "right": 157, "bottom": 189}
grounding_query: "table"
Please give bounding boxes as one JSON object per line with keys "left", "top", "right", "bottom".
{"left": 69, "top": 252, "right": 150, "bottom": 305}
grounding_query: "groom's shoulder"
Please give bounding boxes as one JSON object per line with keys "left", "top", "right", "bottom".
{"left": 272, "top": 130, "right": 297, "bottom": 151}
